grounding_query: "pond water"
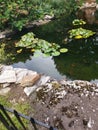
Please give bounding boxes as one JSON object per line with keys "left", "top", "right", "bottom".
{"left": 1, "top": 17, "right": 98, "bottom": 82}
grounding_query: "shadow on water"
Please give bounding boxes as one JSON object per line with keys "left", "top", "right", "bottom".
{"left": 54, "top": 36, "right": 98, "bottom": 81}
{"left": 1, "top": 15, "right": 98, "bottom": 82}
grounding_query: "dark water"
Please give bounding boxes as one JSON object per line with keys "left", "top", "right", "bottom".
{"left": 8, "top": 17, "right": 98, "bottom": 82}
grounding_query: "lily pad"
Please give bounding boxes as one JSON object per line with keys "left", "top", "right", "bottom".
{"left": 16, "top": 32, "right": 68, "bottom": 57}
{"left": 72, "top": 19, "right": 86, "bottom": 26}
{"left": 69, "top": 28, "right": 95, "bottom": 39}
{"left": 60, "top": 48, "right": 68, "bottom": 53}
{"left": 52, "top": 51, "right": 60, "bottom": 56}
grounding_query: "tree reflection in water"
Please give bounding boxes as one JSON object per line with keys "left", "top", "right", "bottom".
{"left": 54, "top": 36, "right": 98, "bottom": 81}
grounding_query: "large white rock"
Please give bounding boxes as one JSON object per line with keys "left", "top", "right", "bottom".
{"left": 14, "top": 68, "right": 37, "bottom": 84}
{"left": 15, "top": 68, "right": 28, "bottom": 83}
{"left": 0, "top": 70, "right": 16, "bottom": 83}
{"left": 2, "top": 65, "right": 13, "bottom": 71}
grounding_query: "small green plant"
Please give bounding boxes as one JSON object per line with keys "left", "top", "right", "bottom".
{"left": 16, "top": 32, "right": 68, "bottom": 57}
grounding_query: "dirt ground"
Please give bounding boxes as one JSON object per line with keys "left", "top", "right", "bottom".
{"left": 8, "top": 80, "right": 98, "bottom": 130}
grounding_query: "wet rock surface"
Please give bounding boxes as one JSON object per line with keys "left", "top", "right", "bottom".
{"left": 29, "top": 80, "right": 98, "bottom": 130}
{"left": 0, "top": 65, "right": 98, "bottom": 130}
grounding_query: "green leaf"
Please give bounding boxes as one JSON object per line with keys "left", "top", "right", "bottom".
{"left": 69, "top": 28, "right": 95, "bottom": 39}
{"left": 33, "top": 50, "right": 41, "bottom": 57}
{"left": 52, "top": 51, "right": 60, "bottom": 56}
{"left": 60, "top": 48, "right": 68, "bottom": 53}
{"left": 43, "top": 53, "right": 51, "bottom": 57}
{"left": 16, "top": 32, "right": 68, "bottom": 57}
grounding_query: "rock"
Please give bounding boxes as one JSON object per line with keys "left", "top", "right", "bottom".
{"left": 24, "top": 85, "right": 38, "bottom": 96}
{"left": 0, "top": 70, "right": 16, "bottom": 83}
{"left": 37, "top": 75, "right": 50, "bottom": 85}
{"left": 87, "top": 117, "right": 94, "bottom": 128}
{"left": 15, "top": 68, "right": 28, "bottom": 83}
{"left": 14, "top": 68, "right": 38, "bottom": 84}
{"left": 44, "top": 15, "right": 54, "bottom": 20}
{"left": 0, "top": 87, "right": 11, "bottom": 95}
{"left": 27, "top": 70, "right": 37, "bottom": 76}
{"left": 2, "top": 83, "right": 10, "bottom": 88}
{"left": 2, "top": 65, "right": 14, "bottom": 71}
{"left": 0, "top": 34, "right": 5, "bottom": 39}
{"left": 20, "top": 74, "right": 40, "bottom": 87}
{"left": 0, "top": 64, "right": 4, "bottom": 72}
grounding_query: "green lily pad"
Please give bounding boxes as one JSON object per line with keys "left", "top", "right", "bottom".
{"left": 69, "top": 28, "right": 95, "bottom": 39}
{"left": 16, "top": 32, "right": 68, "bottom": 57}
{"left": 60, "top": 48, "right": 68, "bottom": 53}
{"left": 52, "top": 51, "right": 60, "bottom": 56}
{"left": 72, "top": 19, "right": 86, "bottom": 26}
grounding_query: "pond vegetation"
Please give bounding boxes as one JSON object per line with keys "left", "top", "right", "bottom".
{"left": 69, "top": 19, "right": 96, "bottom": 39}
{"left": 16, "top": 32, "right": 68, "bottom": 57}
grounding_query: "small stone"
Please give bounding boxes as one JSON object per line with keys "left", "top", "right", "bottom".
{"left": 0, "top": 34, "right": 5, "bottom": 39}
{"left": 83, "top": 118, "right": 88, "bottom": 126}
{"left": 24, "top": 85, "right": 38, "bottom": 96}
{"left": 3, "top": 83, "right": 10, "bottom": 88}
{"left": 0, "top": 87, "right": 11, "bottom": 95}
{"left": 38, "top": 75, "right": 50, "bottom": 85}
{"left": 69, "top": 120, "right": 74, "bottom": 127}
{"left": 87, "top": 117, "right": 94, "bottom": 128}
{"left": 20, "top": 74, "right": 40, "bottom": 87}
{"left": 44, "top": 15, "right": 54, "bottom": 20}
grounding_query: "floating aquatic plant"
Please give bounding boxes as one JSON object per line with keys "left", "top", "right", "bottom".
{"left": 72, "top": 19, "right": 86, "bottom": 26}
{"left": 69, "top": 27, "right": 95, "bottom": 39}
{"left": 16, "top": 32, "right": 68, "bottom": 57}
{"left": 68, "top": 19, "right": 96, "bottom": 39}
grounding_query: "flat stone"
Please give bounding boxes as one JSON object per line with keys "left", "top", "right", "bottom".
{"left": 0, "top": 70, "right": 16, "bottom": 83}
{"left": 14, "top": 68, "right": 27, "bottom": 74}
{"left": 15, "top": 68, "right": 28, "bottom": 83}
{"left": 24, "top": 85, "right": 38, "bottom": 96}
{"left": 15, "top": 68, "right": 37, "bottom": 84}
{"left": 0, "top": 87, "right": 11, "bottom": 95}
{"left": 20, "top": 74, "right": 40, "bottom": 87}
{"left": 37, "top": 75, "right": 50, "bottom": 85}
{"left": 3, "top": 83, "right": 10, "bottom": 88}
{"left": 2, "top": 65, "right": 13, "bottom": 71}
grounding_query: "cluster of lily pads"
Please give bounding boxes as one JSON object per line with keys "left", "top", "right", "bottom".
{"left": 72, "top": 19, "right": 86, "bottom": 26}
{"left": 69, "top": 27, "right": 95, "bottom": 39}
{"left": 16, "top": 32, "right": 68, "bottom": 57}
{"left": 69, "top": 19, "right": 95, "bottom": 39}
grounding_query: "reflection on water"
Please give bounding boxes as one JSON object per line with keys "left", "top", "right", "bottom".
{"left": 54, "top": 35, "right": 98, "bottom": 81}
{"left": 12, "top": 35, "right": 98, "bottom": 81}
{"left": 13, "top": 55, "right": 65, "bottom": 80}
{"left": 9, "top": 17, "right": 98, "bottom": 82}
